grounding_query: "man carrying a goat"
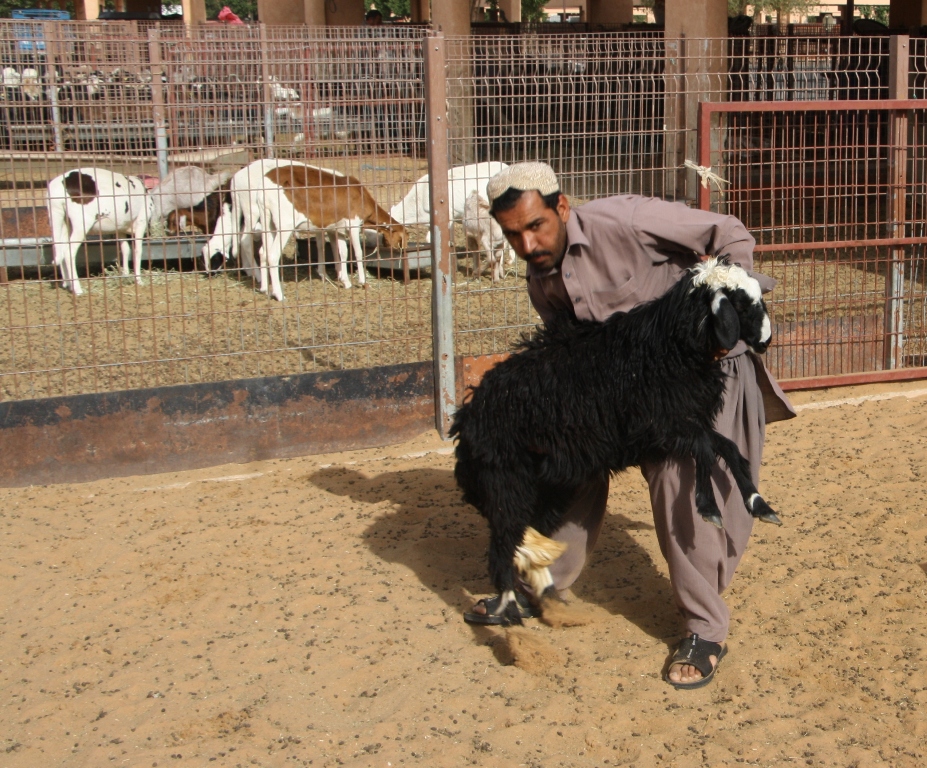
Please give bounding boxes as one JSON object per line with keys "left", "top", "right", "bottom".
{"left": 461, "top": 162, "right": 795, "bottom": 689}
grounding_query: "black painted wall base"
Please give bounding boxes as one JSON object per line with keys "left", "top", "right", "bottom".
{"left": 0, "top": 362, "right": 437, "bottom": 487}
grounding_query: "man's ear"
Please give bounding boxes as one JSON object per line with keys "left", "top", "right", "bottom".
{"left": 556, "top": 192, "right": 571, "bottom": 222}
{"left": 711, "top": 294, "right": 740, "bottom": 351}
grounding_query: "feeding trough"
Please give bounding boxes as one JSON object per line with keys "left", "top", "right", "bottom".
{"left": 0, "top": 207, "right": 210, "bottom": 281}
{"left": 360, "top": 229, "right": 431, "bottom": 281}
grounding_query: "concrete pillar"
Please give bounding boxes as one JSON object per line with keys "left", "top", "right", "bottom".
{"left": 663, "top": 0, "right": 727, "bottom": 38}
{"left": 256, "top": 0, "right": 326, "bottom": 25}
{"left": 498, "top": 0, "right": 521, "bottom": 23}
{"left": 586, "top": 0, "right": 633, "bottom": 25}
{"left": 662, "top": 0, "right": 727, "bottom": 203}
{"left": 890, "top": 0, "right": 927, "bottom": 28}
{"left": 410, "top": 0, "right": 430, "bottom": 24}
{"left": 180, "top": 0, "right": 206, "bottom": 24}
{"left": 325, "top": 0, "right": 364, "bottom": 25}
{"left": 431, "top": 0, "right": 471, "bottom": 34}
{"left": 77, "top": 0, "right": 100, "bottom": 20}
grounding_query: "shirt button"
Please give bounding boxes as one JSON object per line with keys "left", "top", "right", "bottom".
{"left": 564, "top": 272, "right": 571, "bottom": 278}
{"left": 574, "top": 297, "right": 582, "bottom": 304}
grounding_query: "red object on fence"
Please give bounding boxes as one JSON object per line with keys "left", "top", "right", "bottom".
{"left": 217, "top": 7, "right": 243, "bottom": 25}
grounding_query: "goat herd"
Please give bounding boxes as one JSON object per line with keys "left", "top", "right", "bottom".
{"left": 45, "top": 160, "right": 516, "bottom": 298}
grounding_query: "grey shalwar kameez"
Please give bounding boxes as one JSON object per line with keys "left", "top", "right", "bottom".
{"left": 525, "top": 195, "right": 795, "bottom": 643}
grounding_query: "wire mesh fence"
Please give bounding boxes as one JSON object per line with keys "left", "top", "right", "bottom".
{"left": 1, "top": 22, "right": 436, "bottom": 401}
{"left": 1, "top": 22, "right": 926, "bottom": 405}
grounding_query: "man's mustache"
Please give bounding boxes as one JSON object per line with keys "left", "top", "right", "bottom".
{"left": 524, "top": 250, "right": 553, "bottom": 261}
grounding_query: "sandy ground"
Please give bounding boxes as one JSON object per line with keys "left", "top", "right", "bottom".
{"left": 2, "top": 379, "right": 927, "bottom": 767}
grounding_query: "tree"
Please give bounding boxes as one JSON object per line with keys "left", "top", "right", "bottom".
{"left": 728, "top": 0, "right": 751, "bottom": 17}
{"left": 521, "top": 0, "right": 547, "bottom": 23}
{"left": 857, "top": 5, "right": 890, "bottom": 26}
{"left": 364, "top": 0, "right": 411, "bottom": 21}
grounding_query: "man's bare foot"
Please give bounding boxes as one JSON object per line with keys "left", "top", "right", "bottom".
{"left": 664, "top": 634, "right": 727, "bottom": 689}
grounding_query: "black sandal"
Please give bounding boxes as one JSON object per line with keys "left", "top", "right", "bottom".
{"left": 463, "top": 592, "right": 539, "bottom": 625}
{"left": 664, "top": 634, "right": 728, "bottom": 689}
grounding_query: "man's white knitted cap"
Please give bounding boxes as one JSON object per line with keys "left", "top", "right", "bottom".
{"left": 486, "top": 162, "right": 560, "bottom": 205}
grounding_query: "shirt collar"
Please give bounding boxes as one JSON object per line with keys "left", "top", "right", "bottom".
{"left": 565, "top": 209, "right": 588, "bottom": 252}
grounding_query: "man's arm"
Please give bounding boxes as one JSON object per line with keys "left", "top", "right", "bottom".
{"left": 632, "top": 198, "right": 756, "bottom": 271}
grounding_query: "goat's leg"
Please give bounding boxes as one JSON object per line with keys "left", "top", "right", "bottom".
{"left": 238, "top": 234, "right": 258, "bottom": 280}
{"left": 131, "top": 215, "right": 147, "bottom": 284}
{"left": 467, "top": 234, "right": 481, "bottom": 279}
{"left": 491, "top": 244, "right": 504, "bottom": 283}
{"left": 256, "top": 238, "right": 271, "bottom": 296}
{"left": 349, "top": 224, "right": 366, "bottom": 287}
{"left": 313, "top": 231, "right": 328, "bottom": 282}
{"left": 118, "top": 240, "right": 132, "bottom": 278}
{"left": 483, "top": 470, "right": 545, "bottom": 626}
{"left": 709, "top": 430, "right": 782, "bottom": 525}
{"left": 692, "top": 435, "right": 724, "bottom": 529}
{"left": 61, "top": 241, "right": 84, "bottom": 295}
{"left": 58, "top": 232, "right": 85, "bottom": 296}
{"left": 263, "top": 233, "right": 286, "bottom": 301}
{"left": 331, "top": 231, "right": 352, "bottom": 289}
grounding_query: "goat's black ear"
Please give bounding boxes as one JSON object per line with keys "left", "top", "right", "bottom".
{"left": 711, "top": 294, "right": 741, "bottom": 351}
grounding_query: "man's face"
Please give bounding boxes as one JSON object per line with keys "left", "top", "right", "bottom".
{"left": 493, "top": 190, "right": 570, "bottom": 272}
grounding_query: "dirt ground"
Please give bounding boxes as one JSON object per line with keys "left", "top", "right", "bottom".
{"left": 2, "top": 378, "right": 926, "bottom": 767}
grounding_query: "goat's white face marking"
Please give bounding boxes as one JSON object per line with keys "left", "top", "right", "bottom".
{"left": 691, "top": 257, "right": 763, "bottom": 303}
{"left": 760, "top": 315, "right": 771, "bottom": 345}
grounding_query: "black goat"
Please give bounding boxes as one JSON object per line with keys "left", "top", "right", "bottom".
{"left": 451, "top": 258, "right": 782, "bottom": 626}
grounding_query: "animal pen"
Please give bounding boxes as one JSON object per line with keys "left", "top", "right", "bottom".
{"left": 1, "top": 20, "right": 927, "bottom": 484}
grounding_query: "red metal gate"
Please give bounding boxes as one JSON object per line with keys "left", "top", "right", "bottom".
{"left": 698, "top": 98, "right": 927, "bottom": 388}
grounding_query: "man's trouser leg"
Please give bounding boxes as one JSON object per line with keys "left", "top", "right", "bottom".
{"left": 548, "top": 475, "right": 610, "bottom": 593}
{"left": 641, "top": 354, "right": 765, "bottom": 642}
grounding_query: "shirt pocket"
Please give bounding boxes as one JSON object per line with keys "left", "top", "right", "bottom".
{"left": 592, "top": 277, "right": 638, "bottom": 314}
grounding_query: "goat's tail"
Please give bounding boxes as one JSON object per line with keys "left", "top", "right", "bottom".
{"left": 514, "top": 527, "right": 567, "bottom": 598}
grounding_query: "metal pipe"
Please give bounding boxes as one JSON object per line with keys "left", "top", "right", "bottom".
{"left": 148, "top": 28, "right": 170, "bottom": 180}
{"left": 424, "top": 33, "right": 455, "bottom": 439}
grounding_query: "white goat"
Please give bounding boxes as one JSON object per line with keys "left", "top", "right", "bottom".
{"left": 46, "top": 168, "right": 153, "bottom": 295}
{"left": 389, "top": 161, "right": 509, "bottom": 240}
{"left": 150, "top": 166, "right": 232, "bottom": 223}
{"left": 463, "top": 190, "right": 513, "bottom": 283}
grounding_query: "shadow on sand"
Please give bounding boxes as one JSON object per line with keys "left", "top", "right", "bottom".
{"left": 306, "top": 465, "right": 679, "bottom": 643}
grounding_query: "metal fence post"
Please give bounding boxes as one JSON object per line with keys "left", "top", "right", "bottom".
{"left": 424, "top": 34, "right": 455, "bottom": 438}
{"left": 46, "top": 21, "right": 64, "bottom": 154}
{"left": 259, "top": 23, "right": 275, "bottom": 159}
{"left": 147, "top": 27, "right": 170, "bottom": 180}
{"left": 885, "top": 35, "right": 909, "bottom": 370}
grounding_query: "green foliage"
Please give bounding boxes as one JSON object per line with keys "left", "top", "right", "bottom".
{"left": 857, "top": 5, "right": 890, "bottom": 26}
{"left": 364, "top": 0, "right": 411, "bottom": 21}
{"left": 752, "top": 0, "right": 816, "bottom": 25}
{"left": 728, "top": 0, "right": 751, "bottom": 17}
{"left": 204, "top": 0, "right": 257, "bottom": 21}
{"left": 522, "top": 0, "right": 547, "bottom": 24}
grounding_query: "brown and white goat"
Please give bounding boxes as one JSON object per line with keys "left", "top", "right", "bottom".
{"left": 228, "top": 159, "right": 408, "bottom": 300}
